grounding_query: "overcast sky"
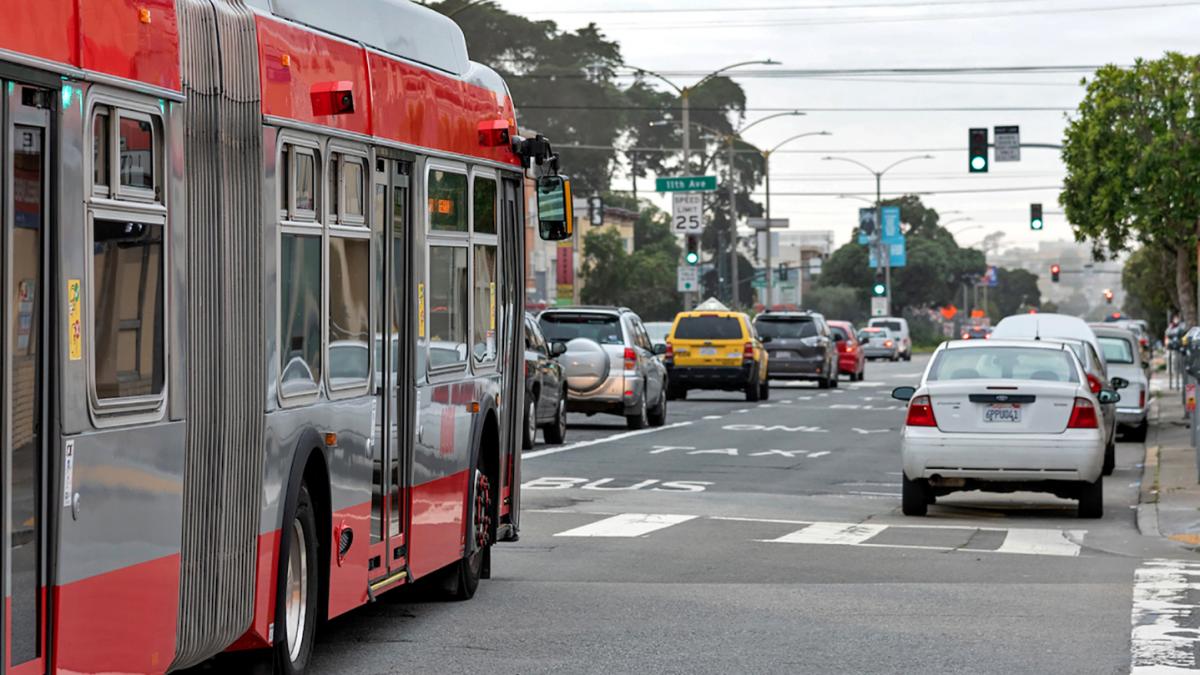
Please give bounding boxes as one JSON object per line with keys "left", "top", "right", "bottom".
{"left": 493, "top": 0, "right": 1200, "bottom": 253}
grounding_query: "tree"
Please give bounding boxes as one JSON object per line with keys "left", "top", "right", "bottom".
{"left": 1061, "top": 52, "right": 1200, "bottom": 323}
{"left": 1123, "top": 243, "right": 1191, "bottom": 336}
{"left": 578, "top": 206, "right": 683, "bottom": 320}
{"left": 991, "top": 268, "right": 1042, "bottom": 319}
{"left": 805, "top": 286, "right": 868, "bottom": 324}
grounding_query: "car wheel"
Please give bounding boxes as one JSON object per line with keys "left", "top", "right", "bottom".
{"left": 760, "top": 379, "right": 771, "bottom": 400}
{"left": 745, "top": 368, "right": 762, "bottom": 402}
{"left": 1078, "top": 478, "right": 1103, "bottom": 519}
{"left": 817, "top": 376, "right": 830, "bottom": 390}
{"left": 901, "top": 474, "right": 929, "bottom": 516}
{"left": 903, "top": 351, "right": 912, "bottom": 362}
{"left": 1101, "top": 438, "right": 1115, "bottom": 476}
{"left": 626, "top": 389, "right": 649, "bottom": 429}
{"left": 521, "top": 396, "right": 537, "bottom": 449}
{"left": 543, "top": 393, "right": 567, "bottom": 445}
{"left": 856, "top": 368, "right": 865, "bottom": 382}
{"left": 830, "top": 373, "right": 839, "bottom": 388}
{"left": 648, "top": 386, "right": 668, "bottom": 427}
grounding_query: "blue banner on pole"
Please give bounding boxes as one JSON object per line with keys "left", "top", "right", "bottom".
{"left": 857, "top": 206, "right": 903, "bottom": 244}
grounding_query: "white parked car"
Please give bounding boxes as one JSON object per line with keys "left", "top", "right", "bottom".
{"left": 1090, "top": 324, "right": 1150, "bottom": 442}
{"left": 893, "top": 340, "right": 1118, "bottom": 519}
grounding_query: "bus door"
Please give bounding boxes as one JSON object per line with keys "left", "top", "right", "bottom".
{"left": 2, "top": 80, "right": 53, "bottom": 675}
{"left": 498, "top": 178, "right": 522, "bottom": 535}
{"left": 368, "top": 156, "right": 412, "bottom": 587}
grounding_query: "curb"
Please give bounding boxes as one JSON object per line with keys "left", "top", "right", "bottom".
{"left": 1136, "top": 396, "right": 1162, "bottom": 538}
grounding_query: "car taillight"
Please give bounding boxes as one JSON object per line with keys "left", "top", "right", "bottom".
{"left": 524, "top": 361, "right": 529, "bottom": 377}
{"left": 884, "top": 340, "right": 894, "bottom": 348}
{"left": 665, "top": 341, "right": 674, "bottom": 362}
{"left": 846, "top": 344, "right": 855, "bottom": 353}
{"left": 984, "top": 333, "right": 990, "bottom": 339}
{"left": 624, "top": 347, "right": 637, "bottom": 370}
{"left": 1140, "top": 336, "right": 1149, "bottom": 347}
{"left": 1139, "top": 389, "right": 1146, "bottom": 408}
{"left": 906, "top": 395, "right": 937, "bottom": 427}
{"left": 1067, "top": 397, "right": 1099, "bottom": 429}
{"left": 961, "top": 332, "right": 970, "bottom": 339}
{"left": 743, "top": 342, "right": 754, "bottom": 360}
{"left": 1086, "top": 373, "right": 1102, "bottom": 395}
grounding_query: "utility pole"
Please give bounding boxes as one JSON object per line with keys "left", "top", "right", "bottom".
{"left": 761, "top": 131, "right": 831, "bottom": 308}
{"left": 728, "top": 135, "right": 739, "bottom": 308}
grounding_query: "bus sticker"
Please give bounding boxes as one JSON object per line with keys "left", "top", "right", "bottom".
{"left": 417, "top": 282, "right": 425, "bottom": 337}
{"left": 67, "top": 278, "right": 82, "bottom": 360}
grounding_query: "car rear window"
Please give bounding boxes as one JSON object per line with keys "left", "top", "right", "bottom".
{"left": 872, "top": 320, "right": 902, "bottom": 332}
{"left": 830, "top": 326, "right": 850, "bottom": 341}
{"left": 754, "top": 317, "right": 817, "bottom": 339}
{"left": 928, "top": 347, "right": 1079, "bottom": 382}
{"left": 539, "top": 314, "right": 624, "bottom": 345}
{"left": 674, "top": 315, "right": 744, "bottom": 340}
{"left": 1098, "top": 336, "right": 1135, "bottom": 364}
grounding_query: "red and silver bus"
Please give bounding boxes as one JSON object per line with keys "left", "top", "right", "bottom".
{"left": 0, "top": 1, "right": 572, "bottom": 673}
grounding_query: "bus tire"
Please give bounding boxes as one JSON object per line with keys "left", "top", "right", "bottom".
{"left": 275, "top": 485, "right": 319, "bottom": 674}
{"left": 442, "top": 464, "right": 492, "bottom": 600}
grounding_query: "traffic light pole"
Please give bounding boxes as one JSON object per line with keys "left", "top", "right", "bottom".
{"left": 876, "top": 172, "right": 891, "bottom": 317}
{"left": 728, "top": 136, "right": 740, "bottom": 308}
{"left": 764, "top": 151, "right": 772, "bottom": 307}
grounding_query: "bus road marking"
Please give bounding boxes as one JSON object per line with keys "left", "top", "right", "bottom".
{"left": 554, "top": 513, "right": 697, "bottom": 538}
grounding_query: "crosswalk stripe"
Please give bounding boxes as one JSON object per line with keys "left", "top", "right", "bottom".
{"left": 994, "top": 528, "right": 1082, "bottom": 557}
{"left": 553, "top": 513, "right": 697, "bottom": 538}
{"left": 1131, "top": 559, "right": 1200, "bottom": 673}
{"left": 766, "top": 521, "right": 888, "bottom": 546}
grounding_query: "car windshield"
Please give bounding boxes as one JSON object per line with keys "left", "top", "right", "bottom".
{"left": 755, "top": 318, "right": 817, "bottom": 339}
{"left": 928, "top": 347, "right": 1079, "bottom": 382}
{"left": 859, "top": 329, "right": 889, "bottom": 341}
{"left": 873, "top": 320, "right": 902, "bottom": 332}
{"left": 644, "top": 322, "right": 672, "bottom": 344}
{"left": 674, "top": 315, "right": 744, "bottom": 340}
{"left": 539, "top": 314, "right": 625, "bottom": 345}
{"left": 1098, "top": 336, "right": 1135, "bottom": 364}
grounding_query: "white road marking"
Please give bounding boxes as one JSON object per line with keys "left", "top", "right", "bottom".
{"left": 1131, "top": 559, "right": 1200, "bottom": 673}
{"left": 995, "top": 528, "right": 1083, "bottom": 557}
{"left": 523, "top": 421, "right": 693, "bottom": 459}
{"left": 807, "top": 451, "right": 831, "bottom": 458}
{"left": 554, "top": 513, "right": 697, "bottom": 538}
{"left": 845, "top": 490, "right": 901, "bottom": 497}
{"left": 702, "top": 415, "right": 723, "bottom": 420}
{"left": 767, "top": 521, "right": 888, "bottom": 546}
{"left": 851, "top": 427, "right": 892, "bottom": 435}
{"left": 734, "top": 408, "right": 750, "bottom": 413}
{"left": 780, "top": 400, "right": 793, "bottom": 404}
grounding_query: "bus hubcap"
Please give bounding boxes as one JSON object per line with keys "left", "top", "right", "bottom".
{"left": 474, "top": 471, "right": 492, "bottom": 549}
{"left": 285, "top": 519, "right": 308, "bottom": 662}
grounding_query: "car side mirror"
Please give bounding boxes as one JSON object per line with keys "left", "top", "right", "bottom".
{"left": 1098, "top": 389, "right": 1121, "bottom": 405}
{"left": 1110, "top": 376, "right": 1129, "bottom": 390}
{"left": 653, "top": 343, "right": 667, "bottom": 355}
{"left": 891, "top": 386, "right": 916, "bottom": 402}
{"left": 550, "top": 341, "right": 568, "bottom": 357}
{"left": 536, "top": 175, "right": 573, "bottom": 241}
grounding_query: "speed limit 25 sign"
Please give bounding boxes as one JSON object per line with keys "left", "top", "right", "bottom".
{"left": 672, "top": 192, "right": 704, "bottom": 232}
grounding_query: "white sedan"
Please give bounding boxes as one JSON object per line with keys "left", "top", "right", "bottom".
{"left": 892, "top": 339, "right": 1119, "bottom": 519}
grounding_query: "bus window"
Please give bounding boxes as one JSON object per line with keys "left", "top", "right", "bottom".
{"left": 92, "top": 109, "right": 110, "bottom": 193}
{"left": 92, "top": 218, "right": 165, "bottom": 400}
{"left": 428, "top": 170, "right": 467, "bottom": 233}
{"left": 279, "top": 233, "right": 322, "bottom": 397}
{"left": 472, "top": 244, "right": 497, "bottom": 363}
{"left": 343, "top": 157, "right": 365, "bottom": 221}
{"left": 328, "top": 237, "right": 371, "bottom": 389}
{"left": 118, "top": 115, "right": 155, "bottom": 191}
{"left": 473, "top": 176, "right": 496, "bottom": 235}
{"left": 427, "top": 245, "right": 468, "bottom": 369}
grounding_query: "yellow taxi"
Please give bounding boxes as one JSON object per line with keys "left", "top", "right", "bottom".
{"left": 665, "top": 306, "right": 769, "bottom": 401}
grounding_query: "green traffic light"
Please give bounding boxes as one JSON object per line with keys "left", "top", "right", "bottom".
{"left": 872, "top": 283, "right": 887, "bottom": 297}
{"left": 685, "top": 251, "right": 700, "bottom": 265}
{"left": 970, "top": 155, "right": 987, "bottom": 171}
{"left": 1030, "top": 218, "right": 1044, "bottom": 230}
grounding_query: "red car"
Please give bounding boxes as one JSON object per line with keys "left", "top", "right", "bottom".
{"left": 827, "top": 320, "right": 866, "bottom": 381}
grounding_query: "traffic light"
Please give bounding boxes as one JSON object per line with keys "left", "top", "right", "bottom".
{"left": 1030, "top": 203, "right": 1043, "bottom": 230}
{"left": 1050, "top": 264, "right": 1060, "bottom": 283}
{"left": 588, "top": 195, "right": 603, "bottom": 226}
{"left": 684, "top": 234, "right": 700, "bottom": 265}
{"left": 872, "top": 276, "right": 887, "bottom": 297}
{"left": 968, "top": 128, "right": 988, "bottom": 173}
{"left": 777, "top": 263, "right": 788, "bottom": 282}
{"left": 1104, "top": 289, "right": 1114, "bottom": 304}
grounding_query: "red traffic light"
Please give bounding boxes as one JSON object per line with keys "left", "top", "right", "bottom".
{"left": 1050, "top": 264, "right": 1060, "bottom": 283}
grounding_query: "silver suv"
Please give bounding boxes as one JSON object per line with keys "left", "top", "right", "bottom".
{"left": 538, "top": 307, "right": 670, "bottom": 429}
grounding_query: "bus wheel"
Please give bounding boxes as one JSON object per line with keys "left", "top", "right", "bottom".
{"left": 443, "top": 468, "right": 491, "bottom": 600}
{"left": 276, "top": 485, "right": 319, "bottom": 674}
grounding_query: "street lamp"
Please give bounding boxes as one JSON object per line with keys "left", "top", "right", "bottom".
{"left": 761, "top": 131, "right": 832, "bottom": 306}
{"left": 942, "top": 217, "right": 974, "bottom": 229}
{"left": 950, "top": 223, "right": 984, "bottom": 237}
{"left": 821, "top": 154, "right": 935, "bottom": 316}
{"left": 629, "top": 59, "right": 780, "bottom": 174}
{"left": 657, "top": 110, "right": 805, "bottom": 307}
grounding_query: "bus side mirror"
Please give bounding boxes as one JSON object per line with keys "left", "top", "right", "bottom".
{"left": 537, "top": 175, "right": 573, "bottom": 241}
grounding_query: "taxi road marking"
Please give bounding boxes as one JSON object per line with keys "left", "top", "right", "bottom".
{"left": 523, "top": 421, "right": 693, "bottom": 459}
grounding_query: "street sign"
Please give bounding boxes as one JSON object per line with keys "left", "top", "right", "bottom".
{"left": 672, "top": 192, "right": 704, "bottom": 232}
{"left": 677, "top": 266, "right": 699, "bottom": 292}
{"left": 982, "top": 265, "right": 999, "bottom": 287}
{"left": 994, "top": 125, "right": 1020, "bottom": 162}
{"left": 868, "top": 236, "right": 907, "bottom": 268}
{"left": 656, "top": 175, "right": 718, "bottom": 192}
{"left": 747, "top": 217, "right": 788, "bottom": 230}
{"left": 871, "top": 297, "right": 888, "bottom": 317}
{"left": 857, "top": 207, "right": 901, "bottom": 244}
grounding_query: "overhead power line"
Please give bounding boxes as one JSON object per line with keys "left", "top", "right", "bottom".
{"left": 756, "top": 185, "right": 1063, "bottom": 196}
{"left": 526, "top": 105, "right": 1075, "bottom": 112}
{"left": 526, "top": 0, "right": 1058, "bottom": 15}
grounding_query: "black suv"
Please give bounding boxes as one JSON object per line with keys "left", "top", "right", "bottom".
{"left": 523, "top": 313, "right": 568, "bottom": 449}
{"left": 753, "top": 311, "right": 839, "bottom": 389}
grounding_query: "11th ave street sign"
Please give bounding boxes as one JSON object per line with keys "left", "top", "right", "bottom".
{"left": 656, "top": 175, "right": 718, "bottom": 192}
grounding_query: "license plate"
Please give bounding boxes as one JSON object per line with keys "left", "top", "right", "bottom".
{"left": 700, "top": 347, "right": 717, "bottom": 356}
{"left": 983, "top": 404, "right": 1021, "bottom": 423}
{"left": 773, "top": 350, "right": 792, "bottom": 358}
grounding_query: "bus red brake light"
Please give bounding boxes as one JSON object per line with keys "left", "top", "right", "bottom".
{"left": 624, "top": 347, "right": 637, "bottom": 370}
{"left": 905, "top": 395, "right": 937, "bottom": 427}
{"left": 1086, "top": 373, "right": 1103, "bottom": 395}
{"left": 1067, "top": 397, "right": 1099, "bottom": 429}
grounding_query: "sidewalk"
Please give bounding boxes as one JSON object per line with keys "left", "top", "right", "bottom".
{"left": 1138, "top": 387, "right": 1200, "bottom": 544}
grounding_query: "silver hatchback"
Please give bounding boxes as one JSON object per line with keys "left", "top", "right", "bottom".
{"left": 538, "top": 307, "right": 670, "bottom": 429}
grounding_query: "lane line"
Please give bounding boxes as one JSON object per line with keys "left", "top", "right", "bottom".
{"left": 1131, "top": 559, "right": 1200, "bottom": 673}
{"left": 523, "top": 421, "right": 693, "bottom": 459}
{"left": 995, "top": 528, "right": 1083, "bottom": 556}
{"left": 553, "top": 513, "right": 697, "bottom": 538}
{"left": 702, "top": 415, "right": 723, "bottom": 420}
{"left": 807, "top": 451, "right": 831, "bottom": 458}
{"left": 767, "top": 521, "right": 888, "bottom": 545}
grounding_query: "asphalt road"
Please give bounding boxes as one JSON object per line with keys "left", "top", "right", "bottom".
{"left": 311, "top": 356, "right": 1200, "bottom": 674}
